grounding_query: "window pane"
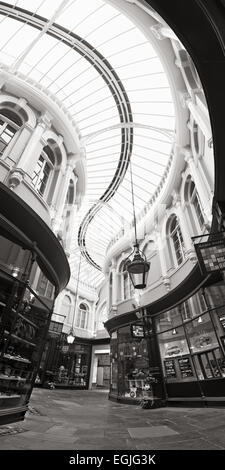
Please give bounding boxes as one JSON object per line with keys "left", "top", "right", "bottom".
{"left": 185, "top": 313, "right": 219, "bottom": 354}
{"left": 158, "top": 326, "right": 193, "bottom": 382}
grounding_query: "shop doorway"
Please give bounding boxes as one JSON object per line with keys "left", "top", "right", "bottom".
{"left": 96, "top": 354, "right": 110, "bottom": 389}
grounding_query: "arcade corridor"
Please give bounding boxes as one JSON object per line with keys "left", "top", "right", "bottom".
{"left": 0, "top": 388, "right": 225, "bottom": 450}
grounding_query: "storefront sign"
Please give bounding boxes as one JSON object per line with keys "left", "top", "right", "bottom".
{"left": 164, "top": 359, "right": 176, "bottom": 378}
{"left": 130, "top": 324, "right": 145, "bottom": 338}
{"left": 178, "top": 357, "right": 193, "bottom": 378}
{"left": 193, "top": 232, "right": 225, "bottom": 274}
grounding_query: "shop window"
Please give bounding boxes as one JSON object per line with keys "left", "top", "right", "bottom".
{"left": 180, "top": 300, "right": 191, "bottom": 322}
{"left": 36, "top": 272, "right": 55, "bottom": 299}
{"left": 158, "top": 326, "right": 194, "bottom": 382}
{"left": 110, "top": 331, "right": 118, "bottom": 393}
{"left": 31, "top": 146, "right": 55, "bottom": 197}
{"left": 170, "top": 216, "right": 185, "bottom": 266}
{"left": 193, "top": 349, "right": 225, "bottom": 380}
{"left": 115, "top": 325, "right": 153, "bottom": 399}
{"left": 155, "top": 307, "right": 182, "bottom": 333}
{"left": 53, "top": 342, "right": 91, "bottom": 388}
{"left": 204, "top": 284, "right": 225, "bottom": 308}
{"left": 75, "top": 303, "right": 89, "bottom": 329}
{"left": 185, "top": 312, "right": 218, "bottom": 354}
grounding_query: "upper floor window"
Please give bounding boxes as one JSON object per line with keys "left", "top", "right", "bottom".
{"left": 189, "top": 181, "right": 205, "bottom": 229}
{"left": 170, "top": 216, "right": 185, "bottom": 266}
{"left": 31, "top": 146, "right": 55, "bottom": 197}
{"left": 75, "top": 302, "right": 89, "bottom": 329}
{"left": 0, "top": 116, "right": 18, "bottom": 156}
{"left": 61, "top": 295, "right": 72, "bottom": 323}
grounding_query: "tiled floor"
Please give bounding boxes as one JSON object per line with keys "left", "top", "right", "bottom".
{"left": 0, "top": 388, "right": 225, "bottom": 450}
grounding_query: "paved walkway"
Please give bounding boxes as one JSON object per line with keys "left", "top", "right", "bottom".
{"left": 0, "top": 388, "right": 225, "bottom": 450}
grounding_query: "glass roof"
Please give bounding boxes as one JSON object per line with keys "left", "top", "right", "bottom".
{"left": 0, "top": 0, "right": 175, "bottom": 289}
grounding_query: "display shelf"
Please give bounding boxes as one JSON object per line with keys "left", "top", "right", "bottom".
{"left": 128, "top": 379, "right": 145, "bottom": 388}
{"left": 0, "top": 394, "right": 20, "bottom": 399}
{"left": 0, "top": 375, "right": 26, "bottom": 382}
{"left": 18, "top": 313, "right": 38, "bottom": 329}
{"left": 2, "top": 354, "right": 30, "bottom": 364}
{"left": 4, "top": 332, "right": 36, "bottom": 348}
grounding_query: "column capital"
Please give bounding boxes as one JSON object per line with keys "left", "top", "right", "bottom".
{"left": 67, "top": 151, "right": 84, "bottom": 168}
{"left": 37, "top": 111, "right": 52, "bottom": 129}
{"left": 150, "top": 23, "right": 165, "bottom": 40}
{"left": 73, "top": 172, "right": 78, "bottom": 184}
{"left": 178, "top": 91, "right": 191, "bottom": 108}
{"left": 180, "top": 146, "right": 193, "bottom": 163}
{"left": 110, "top": 259, "right": 117, "bottom": 270}
{"left": 7, "top": 168, "right": 25, "bottom": 190}
{"left": 171, "top": 190, "right": 181, "bottom": 208}
{"left": 57, "top": 135, "right": 64, "bottom": 147}
{"left": 16, "top": 97, "right": 28, "bottom": 109}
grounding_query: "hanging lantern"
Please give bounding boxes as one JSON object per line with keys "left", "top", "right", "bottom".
{"left": 125, "top": 158, "right": 151, "bottom": 290}
{"left": 67, "top": 328, "right": 75, "bottom": 344}
{"left": 126, "top": 244, "right": 150, "bottom": 289}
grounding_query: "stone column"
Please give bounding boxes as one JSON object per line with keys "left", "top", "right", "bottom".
{"left": 64, "top": 202, "right": 78, "bottom": 254}
{"left": 17, "top": 112, "right": 52, "bottom": 175}
{"left": 111, "top": 259, "right": 118, "bottom": 307}
{"left": 154, "top": 229, "right": 170, "bottom": 291}
{"left": 4, "top": 124, "right": 32, "bottom": 165}
{"left": 183, "top": 147, "right": 212, "bottom": 224}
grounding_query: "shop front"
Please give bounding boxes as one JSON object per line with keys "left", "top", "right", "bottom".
{"left": 107, "top": 282, "right": 225, "bottom": 406}
{"left": 38, "top": 334, "right": 92, "bottom": 389}
{"left": 110, "top": 323, "right": 165, "bottom": 407}
{"left": 0, "top": 183, "right": 70, "bottom": 424}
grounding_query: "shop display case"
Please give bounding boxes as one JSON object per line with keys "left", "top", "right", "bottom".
{"left": 0, "top": 267, "right": 53, "bottom": 424}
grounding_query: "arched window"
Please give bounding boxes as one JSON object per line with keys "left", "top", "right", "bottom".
{"left": 75, "top": 302, "right": 89, "bottom": 329}
{"left": 0, "top": 110, "right": 22, "bottom": 157}
{"left": 189, "top": 181, "right": 205, "bottom": 229}
{"left": 61, "top": 295, "right": 72, "bottom": 323}
{"left": 31, "top": 145, "right": 55, "bottom": 197}
{"left": 109, "top": 272, "right": 113, "bottom": 307}
{"left": 170, "top": 216, "right": 185, "bottom": 266}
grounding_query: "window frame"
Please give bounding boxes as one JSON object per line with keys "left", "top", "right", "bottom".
{"left": 0, "top": 116, "right": 19, "bottom": 157}
{"left": 170, "top": 217, "right": 185, "bottom": 266}
{"left": 31, "top": 147, "right": 55, "bottom": 197}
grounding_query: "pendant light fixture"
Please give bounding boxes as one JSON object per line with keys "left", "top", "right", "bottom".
{"left": 67, "top": 251, "right": 82, "bottom": 344}
{"left": 125, "top": 159, "right": 150, "bottom": 289}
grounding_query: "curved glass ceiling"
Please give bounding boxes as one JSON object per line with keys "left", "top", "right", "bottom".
{"left": 0, "top": 0, "right": 175, "bottom": 288}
